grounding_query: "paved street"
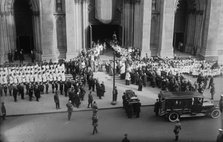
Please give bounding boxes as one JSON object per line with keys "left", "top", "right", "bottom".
{"left": 0, "top": 106, "right": 221, "bottom": 142}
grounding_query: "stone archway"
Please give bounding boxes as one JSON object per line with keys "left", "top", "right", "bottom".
{"left": 0, "top": 0, "right": 41, "bottom": 63}
{"left": 173, "top": 0, "right": 206, "bottom": 56}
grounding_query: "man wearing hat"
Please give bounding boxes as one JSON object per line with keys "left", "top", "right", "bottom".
{"left": 219, "top": 95, "right": 223, "bottom": 113}
{"left": 173, "top": 119, "right": 181, "bottom": 141}
{"left": 216, "top": 129, "right": 223, "bottom": 142}
{"left": 66, "top": 100, "right": 73, "bottom": 121}
{"left": 122, "top": 133, "right": 130, "bottom": 142}
{"left": 1, "top": 102, "right": 6, "bottom": 120}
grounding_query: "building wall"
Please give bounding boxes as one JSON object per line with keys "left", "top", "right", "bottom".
{"left": 0, "top": 0, "right": 222, "bottom": 63}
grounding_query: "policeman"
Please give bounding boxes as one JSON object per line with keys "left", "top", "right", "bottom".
{"left": 59, "top": 81, "right": 64, "bottom": 95}
{"left": 12, "top": 85, "right": 18, "bottom": 102}
{"left": 45, "top": 81, "right": 49, "bottom": 94}
{"left": 219, "top": 95, "right": 223, "bottom": 112}
{"left": 28, "top": 83, "right": 33, "bottom": 101}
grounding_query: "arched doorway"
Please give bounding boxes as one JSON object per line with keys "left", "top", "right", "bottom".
{"left": 14, "top": 0, "right": 34, "bottom": 60}
{"left": 13, "top": 0, "right": 41, "bottom": 62}
{"left": 173, "top": 0, "right": 188, "bottom": 53}
{"left": 173, "top": 0, "right": 204, "bottom": 56}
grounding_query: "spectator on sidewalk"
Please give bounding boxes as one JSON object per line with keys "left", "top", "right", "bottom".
{"left": 66, "top": 100, "right": 73, "bottom": 121}
{"left": 13, "top": 85, "right": 18, "bottom": 102}
{"left": 210, "top": 84, "right": 215, "bottom": 100}
{"left": 88, "top": 91, "right": 93, "bottom": 108}
{"left": 219, "top": 95, "right": 223, "bottom": 113}
{"left": 1, "top": 102, "right": 6, "bottom": 120}
{"left": 122, "top": 133, "right": 130, "bottom": 142}
{"left": 54, "top": 91, "right": 60, "bottom": 109}
{"left": 208, "top": 76, "right": 214, "bottom": 89}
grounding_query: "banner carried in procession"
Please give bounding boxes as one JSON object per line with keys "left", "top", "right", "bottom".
{"left": 95, "top": 0, "right": 114, "bottom": 24}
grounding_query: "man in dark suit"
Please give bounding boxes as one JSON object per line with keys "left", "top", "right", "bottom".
{"left": 54, "top": 91, "right": 60, "bottom": 109}
{"left": 122, "top": 134, "right": 130, "bottom": 142}
{"left": 13, "top": 85, "right": 18, "bottom": 102}
{"left": 138, "top": 77, "right": 143, "bottom": 91}
{"left": 59, "top": 81, "right": 64, "bottom": 95}
{"left": 18, "top": 83, "right": 25, "bottom": 99}
{"left": 1, "top": 102, "right": 6, "bottom": 120}
{"left": 45, "top": 81, "right": 49, "bottom": 94}
{"left": 101, "top": 82, "right": 105, "bottom": 97}
{"left": 34, "top": 84, "right": 40, "bottom": 102}
{"left": 28, "top": 83, "right": 34, "bottom": 101}
{"left": 66, "top": 100, "right": 73, "bottom": 121}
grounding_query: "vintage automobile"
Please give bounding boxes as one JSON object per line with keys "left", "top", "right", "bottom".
{"left": 122, "top": 90, "right": 141, "bottom": 118}
{"left": 155, "top": 91, "right": 221, "bottom": 122}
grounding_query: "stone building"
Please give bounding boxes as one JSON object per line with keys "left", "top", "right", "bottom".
{"left": 0, "top": 0, "right": 223, "bottom": 64}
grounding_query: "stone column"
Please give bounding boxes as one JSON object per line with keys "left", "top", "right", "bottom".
{"left": 0, "top": 14, "right": 4, "bottom": 64}
{"left": 133, "top": 0, "right": 142, "bottom": 50}
{"left": 159, "top": 0, "right": 174, "bottom": 58}
{"left": 33, "top": 13, "right": 42, "bottom": 61}
{"left": 2, "top": 14, "right": 9, "bottom": 62}
{"left": 123, "top": 0, "right": 131, "bottom": 48}
{"left": 82, "top": 0, "right": 89, "bottom": 51}
{"left": 203, "top": 0, "right": 221, "bottom": 61}
{"left": 141, "top": 0, "right": 152, "bottom": 57}
{"left": 66, "top": 0, "right": 82, "bottom": 60}
{"left": 216, "top": 1, "right": 223, "bottom": 64}
{"left": 36, "top": 15, "right": 42, "bottom": 60}
{"left": 76, "top": 0, "right": 82, "bottom": 54}
{"left": 40, "top": 0, "right": 58, "bottom": 61}
{"left": 8, "top": 11, "right": 16, "bottom": 52}
{"left": 33, "top": 15, "right": 38, "bottom": 56}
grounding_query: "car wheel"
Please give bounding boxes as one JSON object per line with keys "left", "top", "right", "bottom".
{"left": 168, "top": 112, "right": 179, "bottom": 122}
{"left": 210, "top": 109, "right": 221, "bottom": 119}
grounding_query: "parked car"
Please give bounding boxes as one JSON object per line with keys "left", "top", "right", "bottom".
{"left": 122, "top": 90, "right": 141, "bottom": 118}
{"left": 155, "top": 91, "right": 221, "bottom": 122}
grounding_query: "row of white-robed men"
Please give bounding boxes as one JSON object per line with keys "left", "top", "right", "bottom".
{"left": 0, "top": 63, "right": 66, "bottom": 85}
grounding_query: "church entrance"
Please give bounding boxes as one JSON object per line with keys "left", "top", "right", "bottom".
{"left": 173, "top": 0, "right": 188, "bottom": 53}
{"left": 14, "top": 0, "right": 34, "bottom": 58}
{"left": 173, "top": 0, "right": 205, "bottom": 57}
{"left": 90, "top": 24, "right": 122, "bottom": 47}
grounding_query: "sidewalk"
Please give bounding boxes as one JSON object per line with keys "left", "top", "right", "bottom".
{"left": 0, "top": 71, "right": 222, "bottom": 116}
{"left": 0, "top": 72, "right": 159, "bottom": 116}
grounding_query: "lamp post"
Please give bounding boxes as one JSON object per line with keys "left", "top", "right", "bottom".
{"left": 220, "top": 95, "right": 223, "bottom": 130}
{"left": 111, "top": 51, "right": 117, "bottom": 105}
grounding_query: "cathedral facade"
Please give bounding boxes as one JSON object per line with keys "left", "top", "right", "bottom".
{"left": 0, "top": 0, "right": 223, "bottom": 64}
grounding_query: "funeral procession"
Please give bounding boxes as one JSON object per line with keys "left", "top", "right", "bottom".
{"left": 0, "top": 0, "right": 223, "bottom": 142}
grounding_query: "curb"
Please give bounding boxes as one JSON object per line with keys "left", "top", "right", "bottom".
{"left": 5, "top": 104, "right": 154, "bottom": 117}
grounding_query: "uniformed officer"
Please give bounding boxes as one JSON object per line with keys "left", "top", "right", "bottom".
{"left": 34, "top": 83, "right": 40, "bottom": 101}
{"left": 59, "top": 81, "right": 64, "bottom": 95}
{"left": 45, "top": 81, "right": 49, "bottom": 94}
{"left": 12, "top": 85, "right": 18, "bottom": 102}
{"left": 28, "top": 83, "right": 33, "bottom": 101}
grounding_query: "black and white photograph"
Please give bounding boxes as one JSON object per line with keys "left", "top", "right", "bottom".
{"left": 0, "top": 0, "right": 223, "bottom": 142}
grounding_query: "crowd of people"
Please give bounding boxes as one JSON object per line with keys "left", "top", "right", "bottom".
{"left": 98, "top": 43, "right": 222, "bottom": 99}
{"left": 7, "top": 49, "right": 35, "bottom": 64}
